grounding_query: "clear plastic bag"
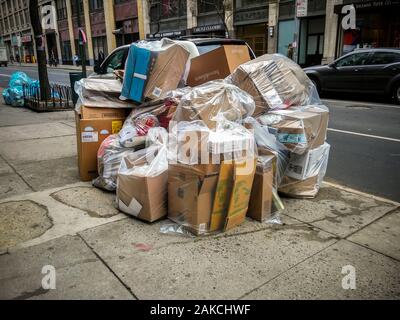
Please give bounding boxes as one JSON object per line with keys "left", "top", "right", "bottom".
{"left": 257, "top": 105, "right": 329, "bottom": 155}
{"left": 92, "top": 134, "right": 135, "bottom": 192}
{"left": 172, "top": 80, "right": 256, "bottom": 129}
{"left": 118, "top": 88, "right": 186, "bottom": 148}
{"left": 164, "top": 117, "right": 258, "bottom": 236}
{"left": 116, "top": 128, "right": 169, "bottom": 222}
{"left": 279, "top": 142, "right": 330, "bottom": 198}
{"left": 120, "top": 39, "right": 191, "bottom": 103}
{"left": 227, "top": 53, "right": 321, "bottom": 116}
{"left": 74, "top": 78, "right": 135, "bottom": 112}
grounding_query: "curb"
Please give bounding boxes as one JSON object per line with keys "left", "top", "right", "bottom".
{"left": 5, "top": 63, "right": 93, "bottom": 72}
{"left": 323, "top": 181, "right": 400, "bottom": 207}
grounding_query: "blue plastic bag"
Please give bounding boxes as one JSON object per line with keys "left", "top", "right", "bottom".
{"left": 2, "top": 88, "right": 12, "bottom": 105}
{"left": 9, "top": 71, "right": 32, "bottom": 87}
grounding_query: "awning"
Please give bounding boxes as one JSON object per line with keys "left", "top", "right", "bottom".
{"left": 334, "top": 0, "right": 400, "bottom": 14}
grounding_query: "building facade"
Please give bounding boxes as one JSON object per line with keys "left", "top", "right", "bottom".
{"left": 1, "top": 0, "right": 399, "bottom": 67}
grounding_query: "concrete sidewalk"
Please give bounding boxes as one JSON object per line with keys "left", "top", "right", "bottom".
{"left": 0, "top": 101, "right": 399, "bottom": 300}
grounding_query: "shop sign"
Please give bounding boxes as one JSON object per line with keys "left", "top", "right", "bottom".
{"left": 147, "top": 30, "right": 184, "bottom": 38}
{"left": 193, "top": 24, "right": 224, "bottom": 34}
{"left": 234, "top": 6, "right": 268, "bottom": 25}
{"left": 335, "top": 0, "right": 400, "bottom": 13}
{"left": 296, "top": 0, "right": 308, "bottom": 17}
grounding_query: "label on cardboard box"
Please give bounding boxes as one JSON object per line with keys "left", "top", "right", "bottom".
{"left": 111, "top": 120, "right": 123, "bottom": 134}
{"left": 81, "top": 131, "right": 98, "bottom": 143}
{"left": 152, "top": 87, "right": 162, "bottom": 98}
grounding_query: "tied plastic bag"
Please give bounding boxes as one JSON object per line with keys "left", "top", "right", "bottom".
{"left": 92, "top": 134, "right": 134, "bottom": 192}
{"left": 3, "top": 71, "right": 33, "bottom": 107}
{"left": 227, "top": 54, "right": 321, "bottom": 116}
{"left": 172, "top": 80, "right": 255, "bottom": 129}
{"left": 116, "top": 128, "right": 169, "bottom": 222}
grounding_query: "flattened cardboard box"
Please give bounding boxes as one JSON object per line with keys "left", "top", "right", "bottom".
{"left": 224, "top": 159, "right": 256, "bottom": 231}
{"left": 75, "top": 111, "right": 124, "bottom": 181}
{"left": 117, "top": 171, "right": 168, "bottom": 222}
{"left": 168, "top": 164, "right": 219, "bottom": 235}
{"left": 247, "top": 156, "right": 274, "bottom": 222}
{"left": 209, "top": 158, "right": 256, "bottom": 232}
{"left": 187, "top": 45, "right": 251, "bottom": 87}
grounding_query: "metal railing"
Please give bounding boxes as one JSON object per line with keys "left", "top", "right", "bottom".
{"left": 23, "top": 83, "right": 74, "bottom": 112}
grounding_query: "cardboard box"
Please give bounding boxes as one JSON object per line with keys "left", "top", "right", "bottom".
{"left": 117, "top": 170, "right": 168, "bottom": 222}
{"left": 229, "top": 57, "right": 309, "bottom": 115}
{"left": 270, "top": 107, "right": 329, "bottom": 154}
{"left": 75, "top": 111, "right": 125, "bottom": 181}
{"left": 144, "top": 44, "right": 190, "bottom": 100}
{"left": 285, "top": 143, "right": 330, "bottom": 180}
{"left": 168, "top": 163, "right": 219, "bottom": 235}
{"left": 187, "top": 45, "right": 251, "bottom": 87}
{"left": 247, "top": 156, "right": 274, "bottom": 222}
{"left": 278, "top": 175, "right": 320, "bottom": 199}
{"left": 81, "top": 106, "right": 128, "bottom": 120}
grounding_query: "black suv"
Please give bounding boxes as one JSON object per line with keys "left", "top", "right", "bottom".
{"left": 304, "top": 48, "right": 400, "bottom": 103}
{"left": 92, "top": 38, "right": 256, "bottom": 79}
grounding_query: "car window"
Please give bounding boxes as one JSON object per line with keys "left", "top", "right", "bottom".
{"left": 336, "top": 52, "right": 370, "bottom": 67}
{"left": 369, "top": 52, "right": 400, "bottom": 65}
{"left": 105, "top": 49, "right": 126, "bottom": 73}
{"left": 196, "top": 44, "right": 221, "bottom": 55}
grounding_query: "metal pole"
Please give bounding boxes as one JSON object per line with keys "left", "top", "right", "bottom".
{"left": 75, "top": 0, "right": 86, "bottom": 77}
{"left": 293, "top": 2, "right": 300, "bottom": 64}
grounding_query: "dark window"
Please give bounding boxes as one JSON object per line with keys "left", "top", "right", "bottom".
{"left": 150, "top": 0, "right": 187, "bottom": 20}
{"left": 71, "top": 0, "right": 83, "bottom": 16}
{"left": 336, "top": 52, "right": 370, "bottom": 67}
{"left": 198, "top": 0, "right": 222, "bottom": 14}
{"left": 56, "top": 0, "right": 67, "bottom": 20}
{"left": 89, "top": 0, "right": 103, "bottom": 11}
{"left": 369, "top": 52, "right": 400, "bottom": 65}
{"left": 236, "top": 0, "right": 266, "bottom": 8}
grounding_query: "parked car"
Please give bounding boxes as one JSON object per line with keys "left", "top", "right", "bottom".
{"left": 91, "top": 38, "right": 256, "bottom": 79}
{"left": 304, "top": 48, "right": 400, "bottom": 103}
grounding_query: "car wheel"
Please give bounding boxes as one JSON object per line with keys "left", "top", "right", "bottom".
{"left": 393, "top": 83, "right": 400, "bottom": 104}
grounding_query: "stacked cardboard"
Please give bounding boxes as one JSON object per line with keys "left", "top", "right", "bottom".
{"left": 74, "top": 44, "right": 331, "bottom": 235}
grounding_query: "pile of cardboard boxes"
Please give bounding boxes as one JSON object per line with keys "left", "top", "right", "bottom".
{"left": 74, "top": 38, "right": 330, "bottom": 236}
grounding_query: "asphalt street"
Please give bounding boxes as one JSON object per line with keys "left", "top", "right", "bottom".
{"left": 0, "top": 65, "right": 399, "bottom": 202}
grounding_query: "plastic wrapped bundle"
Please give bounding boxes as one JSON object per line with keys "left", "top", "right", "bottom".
{"left": 92, "top": 134, "right": 134, "bottom": 191}
{"left": 243, "top": 117, "right": 288, "bottom": 222}
{"left": 172, "top": 80, "right": 255, "bottom": 129}
{"left": 120, "top": 38, "right": 191, "bottom": 103}
{"left": 163, "top": 118, "right": 257, "bottom": 236}
{"left": 2, "top": 88, "right": 11, "bottom": 105}
{"left": 279, "top": 142, "right": 330, "bottom": 198}
{"left": 257, "top": 105, "right": 329, "bottom": 155}
{"left": 118, "top": 88, "right": 186, "bottom": 148}
{"left": 116, "top": 127, "right": 169, "bottom": 222}
{"left": 227, "top": 54, "right": 321, "bottom": 115}
{"left": 74, "top": 78, "right": 136, "bottom": 111}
